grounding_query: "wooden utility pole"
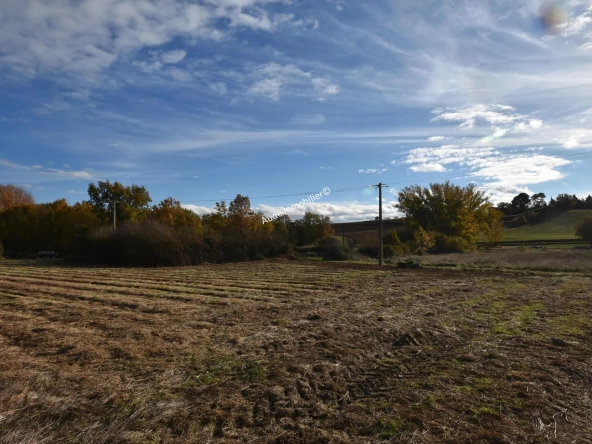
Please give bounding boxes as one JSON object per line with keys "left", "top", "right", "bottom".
{"left": 112, "top": 199, "right": 117, "bottom": 229}
{"left": 378, "top": 183, "right": 383, "bottom": 266}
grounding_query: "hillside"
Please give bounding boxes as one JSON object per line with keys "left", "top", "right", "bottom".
{"left": 502, "top": 209, "right": 592, "bottom": 241}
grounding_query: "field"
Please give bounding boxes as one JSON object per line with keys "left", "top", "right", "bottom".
{"left": 502, "top": 210, "right": 592, "bottom": 241}
{"left": 1, "top": 260, "right": 592, "bottom": 443}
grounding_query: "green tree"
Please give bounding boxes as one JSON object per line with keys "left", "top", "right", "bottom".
{"left": 575, "top": 216, "right": 592, "bottom": 247}
{"left": 396, "top": 181, "right": 497, "bottom": 243}
{"left": 86, "top": 180, "right": 152, "bottom": 223}
{"left": 530, "top": 192, "right": 547, "bottom": 209}
{"left": 511, "top": 192, "right": 531, "bottom": 213}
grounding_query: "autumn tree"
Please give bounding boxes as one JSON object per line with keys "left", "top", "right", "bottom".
{"left": 575, "top": 216, "right": 592, "bottom": 247}
{"left": 291, "top": 212, "right": 334, "bottom": 246}
{"left": 86, "top": 180, "right": 152, "bottom": 223}
{"left": 485, "top": 218, "right": 505, "bottom": 245}
{"left": 150, "top": 197, "right": 201, "bottom": 230}
{"left": 396, "top": 181, "right": 498, "bottom": 243}
{"left": 0, "top": 184, "right": 35, "bottom": 212}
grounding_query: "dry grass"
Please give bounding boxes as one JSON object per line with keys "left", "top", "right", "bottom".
{"left": 0, "top": 259, "right": 591, "bottom": 443}
{"left": 404, "top": 249, "right": 592, "bottom": 272}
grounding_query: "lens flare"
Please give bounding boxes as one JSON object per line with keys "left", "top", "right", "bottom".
{"left": 539, "top": 3, "right": 568, "bottom": 34}
{"left": 481, "top": 129, "right": 507, "bottom": 143}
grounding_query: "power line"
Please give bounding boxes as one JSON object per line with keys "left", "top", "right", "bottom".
{"left": 176, "top": 149, "right": 592, "bottom": 205}
{"left": 177, "top": 185, "right": 375, "bottom": 203}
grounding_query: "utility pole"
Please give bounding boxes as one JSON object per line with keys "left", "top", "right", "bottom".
{"left": 112, "top": 199, "right": 117, "bottom": 229}
{"left": 378, "top": 183, "right": 383, "bottom": 266}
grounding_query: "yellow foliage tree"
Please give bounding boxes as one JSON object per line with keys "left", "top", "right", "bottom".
{"left": 396, "top": 181, "right": 498, "bottom": 243}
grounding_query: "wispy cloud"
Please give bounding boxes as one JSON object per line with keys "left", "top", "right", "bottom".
{"left": 0, "top": 158, "right": 94, "bottom": 180}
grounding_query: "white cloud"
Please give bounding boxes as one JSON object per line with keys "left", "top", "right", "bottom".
{"left": 401, "top": 139, "right": 572, "bottom": 200}
{"left": 209, "top": 82, "right": 227, "bottom": 95}
{"left": 0, "top": 0, "right": 294, "bottom": 78}
{"left": 312, "top": 78, "right": 340, "bottom": 96}
{"left": 291, "top": 113, "right": 325, "bottom": 125}
{"left": 405, "top": 145, "right": 498, "bottom": 166}
{"left": 471, "top": 154, "right": 571, "bottom": 187}
{"left": 247, "top": 62, "right": 340, "bottom": 101}
{"left": 183, "top": 204, "right": 214, "bottom": 216}
{"left": 409, "top": 163, "right": 446, "bottom": 172}
{"left": 428, "top": 136, "right": 445, "bottom": 141}
{"left": 432, "top": 104, "right": 523, "bottom": 129}
{"left": 161, "top": 50, "right": 187, "bottom": 64}
{"left": 257, "top": 201, "right": 401, "bottom": 222}
{"left": 358, "top": 168, "right": 389, "bottom": 174}
{"left": 318, "top": 166, "right": 333, "bottom": 170}
{"left": 166, "top": 67, "right": 193, "bottom": 81}
{"left": 562, "top": 134, "right": 582, "bottom": 149}
{"left": 514, "top": 119, "right": 544, "bottom": 132}
{"left": 248, "top": 78, "right": 283, "bottom": 100}
{"left": 0, "top": 158, "right": 94, "bottom": 180}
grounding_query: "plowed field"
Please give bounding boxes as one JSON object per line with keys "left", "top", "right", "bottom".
{"left": 1, "top": 260, "right": 591, "bottom": 443}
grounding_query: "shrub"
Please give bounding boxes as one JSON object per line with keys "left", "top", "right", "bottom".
{"left": 413, "top": 227, "right": 435, "bottom": 252}
{"left": 575, "top": 216, "right": 592, "bottom": 247}
{"left": 434, "top": 233, "right": 471, "bottom": 254}
{"left": 358, "top": 246, "right": 379, "bottom": 258}
{"left": 383, "top": 230, "right": 401, "bottom": 245}
{"left": 385, "top": 243, "right": 411, "bottom": 257}
{"left": 320, "top": 237, "right": 352, "bottom": 261}
{"left": 514, "top": 214, "right": 528, "bottom": 226}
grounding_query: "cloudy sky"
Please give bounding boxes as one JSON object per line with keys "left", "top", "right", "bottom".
{"left": 2, "top": 0, "right": 592, "bottom": 221}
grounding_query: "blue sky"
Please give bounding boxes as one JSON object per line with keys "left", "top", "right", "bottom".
{"left": 1, "top": 0, "right": 592, "bottom": 221}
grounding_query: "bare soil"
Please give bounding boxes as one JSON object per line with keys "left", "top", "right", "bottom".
{"left": 0, "top": 259, "right": 591, "bottom": 443}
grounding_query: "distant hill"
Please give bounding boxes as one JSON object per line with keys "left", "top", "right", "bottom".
{"left": 502, "top": 209, "right": 592, "bottom": 241}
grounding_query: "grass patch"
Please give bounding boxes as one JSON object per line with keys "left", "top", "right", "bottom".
{"left": 184, "top": 356, "right": 268, "bottom": 387}
{"left": 376, "top": 417, "right": 417, "bottom": 439}
{"left": 548, "top": 315, "right": 590, "bottom": 336}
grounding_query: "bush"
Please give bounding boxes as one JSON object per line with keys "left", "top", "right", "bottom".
{"left": 87, "top": 219, "right": 290, "bottom": 267}
{"left": 320, "top": 237, "right": 352, "bottom": 261}
{"left": 385, "top": 243, "right": 411, "bottom": 257}
{"left": 575, "top": 216, "right": 592, "bottom": 247}
{"left": 434, "top": 233, "right": 471, "bottom": 254}
{"left": 414, "top": 227, "right": 435, "bottom": 252}
{"left": 358, "top": 245, "right": 379, "bottom": 258}
{"left": 383, "top": 230, "right": 401, "bottom": 245}
{"left": 514, "top": 214, "right": 528, "bottom": 227}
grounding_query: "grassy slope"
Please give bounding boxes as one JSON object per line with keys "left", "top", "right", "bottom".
{"left": 502, "top": 209, "right": 592, "bottom": 241}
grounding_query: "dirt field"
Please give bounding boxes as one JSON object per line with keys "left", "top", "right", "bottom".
{"left": 0, "top": 260, "right": 591, "bottom": 443}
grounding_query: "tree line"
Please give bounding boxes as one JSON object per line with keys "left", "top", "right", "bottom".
{"left": 0, "top": 182, "right": 334, "bottom": 265}
{"left": 496, "top": 192, "right": 592, "bottom": 227}
{"left": 2, "top": 181, "right": 590, "bottom": 265}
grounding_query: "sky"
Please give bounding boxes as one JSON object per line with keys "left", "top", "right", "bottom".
{"left": 1, "top": 0, "right": 592, "bottom": 222}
